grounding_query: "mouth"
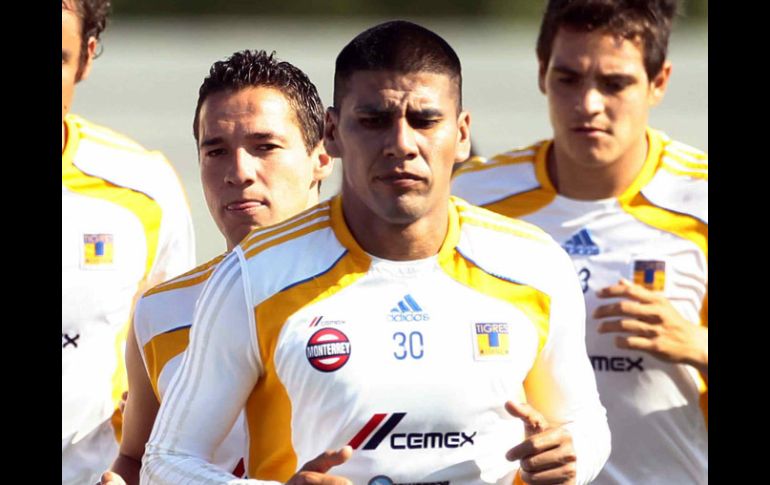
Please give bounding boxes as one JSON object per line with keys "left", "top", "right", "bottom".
{"left": 375, "top": 171, "right": 426, "bottom": 188}
{"left": 572, "top": 125, "right": 610, "bottom": 136}
{"left": 225, "top": 199, "right": 268, "bottom": 215}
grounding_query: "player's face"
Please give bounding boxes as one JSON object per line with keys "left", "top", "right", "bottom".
{"left": 325, "top": 70, "right": 470, "bottom": 227}
{"left": 539, "top": 28, "right": 669, "bottom": 170}
{"left": 61, "top": 6, "right": 94, "bottom": 126}
{"left": 198, "top": 86, "right": 331, "bottom": 249}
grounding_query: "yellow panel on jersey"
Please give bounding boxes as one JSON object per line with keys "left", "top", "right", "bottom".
{"left": 143, "top": 327, "right": 191, "bottom": 401}
{"left": 62, "top": 118, "right": 162, "bottom": 280}
{"left": 248, "top": 251, "right": 370, "bottom": 480}
{"left": 620, "top": 192, "right": 708, "bottom": 261}
{"left": 618, "top": 129, "right": 665, "bottom": 202}
{"left": 110, "top": 319, "right": 131, "bottom": 442}
{"left": 242, "top": 201, "right": 331, "bottom": 253}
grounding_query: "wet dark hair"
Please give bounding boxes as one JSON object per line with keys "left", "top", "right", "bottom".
{"left": 193, "top": 50, "right": 325, "bottom": 154}
{"left": 333, "top": 20, "right": 462, "bottom": 111}
{"left": 536, "top": 0, "right": 678, "bottom": 79}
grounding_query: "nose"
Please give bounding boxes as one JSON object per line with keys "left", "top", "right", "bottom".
{"left": 224, "top": 148, "right": 257, "bottom": 186}
{"left": 578, "top": 86, "right": 605, "bottom": 116}
{"left": 383, "top": 117, "right": 418, "bottom": 160}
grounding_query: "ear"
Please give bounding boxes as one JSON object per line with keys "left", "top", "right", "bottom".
{"left": 454, "top": 110, "right": 472, "bottom": 163}
{"left": 649, "top": 60, "right": 672, "bottom": 107}
{"left": 537, "top": 61, "right": 547, "bottom": 94}
{"left": 77, "top": 36, "right": 97, "bottom": 82}
{"left": 310, "top": 143, "right": 335, "bottom": 183}
{"left": 323, "top": 107, "right": 342, "bottom": 158}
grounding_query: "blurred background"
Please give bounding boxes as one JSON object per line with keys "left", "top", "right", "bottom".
{"left": 72, "top": 0, "right": 707, "bottom": 264}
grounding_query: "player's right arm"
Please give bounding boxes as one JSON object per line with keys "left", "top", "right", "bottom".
{"left": 108, "top": 308, "right": 160, "bottom": 485}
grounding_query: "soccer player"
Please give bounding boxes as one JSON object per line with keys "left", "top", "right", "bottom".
{"left": 99, "top": 50, "right": 334, "bottom": 485}
{"left": 452, "top": 1, "right": 707, "bottom": 483}
{"left": 62, "top": 1, "right": 195, "bottom": 483}
{"left": 142, "top": 20, "right": 610, "bottom": 485}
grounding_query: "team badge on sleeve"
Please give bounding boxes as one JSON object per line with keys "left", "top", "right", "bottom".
{"left": 472, "top": 323, "right": 510, "bottom": 360}
{"left": 82, "top": 233, "right": 114, "bottom": 267}
{"left": 306, "top": 328, "right": 351, "bottom": 372}
{"left": 633, "top": 260, "right": 666, "bottom": 291}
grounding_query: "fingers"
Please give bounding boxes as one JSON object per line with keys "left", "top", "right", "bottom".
{"left": 505, "top": 401, "right": 548, "bottom": 436}
{"left": 300, "top": 446, "right": 353, "bottom": 473}
{"left": 519, "top": 461, "right": 577, "bottom": 485}
{"left": 597, "top": 278, "right": 657, "bottom": 303}
{"left": 614, "top": 335, "right": 658, "bottom": 352}
{"left": 289, "top": 473, "right": 353, "bottom": 485}
{"left": 593, "top": 299, "right": 660, "bottom": 322}
{"left": 99, "top": 471, "right": 127, "bottom": 485}
{"left": 506, "top": 426, "right": 564, "bottom": 462}
{"left": 597, "top": 318, "right": 658, "bottom": 337}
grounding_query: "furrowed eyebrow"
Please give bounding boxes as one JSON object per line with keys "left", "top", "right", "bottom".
{"left": 408, "top": 108, "right": 443, "bottom": 118}
{"left": 200, "top": 136, "right": 224, "bottom": 148}
{"left": 551, "top": 65, "right": 581, "bottom": 76}
{"left": 200, "top": 132, "right": 286, "bottom": 148}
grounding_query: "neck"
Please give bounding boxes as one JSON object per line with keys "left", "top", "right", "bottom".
{"left": 341, "top": 195, "right": 449, "bottom": 261}
{"left": 548, "top": 134, "right": 648, "bottom": 200}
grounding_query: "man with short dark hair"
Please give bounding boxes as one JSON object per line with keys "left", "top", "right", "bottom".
{"left": 62, "top": 1, "right": 195, "bottom": 483}
{"left": 453, "top": 1, "right": 707, "bottom": 483}
{"left": 143, "top": 20, "right": 609, "bottom": 485}
{"left": 98, "top": 50, "right": 334, "bottom": 485}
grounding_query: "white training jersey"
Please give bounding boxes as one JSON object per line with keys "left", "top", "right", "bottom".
{"left": 62, "top": 114, "right": 195, "bottom": 485}
{"left": 142, "top": 195, "right": 610, "bottom": 485}
{"left": 452, "top": 128, "right": 707, "bottom": 485}
{"left": 134, "top": 255, "right": 247, "bottom": 477}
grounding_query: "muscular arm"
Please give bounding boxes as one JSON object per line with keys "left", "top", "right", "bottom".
{"left": 109, "top": 317, "right": 160, "bottom": 485}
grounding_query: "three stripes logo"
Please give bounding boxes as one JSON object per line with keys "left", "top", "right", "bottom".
{"left": 348, "top": 412, "right": 476, "bottom": 450}
{"left": 388, "top": 294, "right": 430, "bottom": 322}
{"left": 562, "top": 229, "right": 600, "bottom": 256}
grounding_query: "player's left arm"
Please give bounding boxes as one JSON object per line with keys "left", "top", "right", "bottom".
{"left": 509, "top": 249, "right": 611, "bottom": 485}
{"left": 594, "top": 278, "right": 708, "bottom": 381}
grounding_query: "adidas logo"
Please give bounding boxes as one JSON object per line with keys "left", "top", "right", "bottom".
{"left": 388, "top": 294, "right": 430, "bottom": 322}
{"left": 562, "top": 229, "right": 600, "bottom": 256}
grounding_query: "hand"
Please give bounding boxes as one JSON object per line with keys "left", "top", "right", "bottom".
{"left": 505, "top": 401, "right": 576, "bottom": 485}
{"left": 286, "top": 446, "right": 353, "bottom": 485}
{"left": 98, "top": 471, "right": 127, "bottom": 485}
{"left": 594, "top": 278, "right": 708, "bottom": 377}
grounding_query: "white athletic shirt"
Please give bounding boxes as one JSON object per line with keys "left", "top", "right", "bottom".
{"left": 62, "top": 114, "right": 195, "bottom": 485}
{"left": 134, "top": 254, "right": 247, "bottom": 477}
{"left": 452, "top": 128, "right": 707, "bottom": 485}
{"left": 142, "top": 196, "right": 609, "bottom": 485}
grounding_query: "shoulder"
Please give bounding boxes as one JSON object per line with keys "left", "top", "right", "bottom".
{"left": 451, "top": 141, "right": 545, "bottom": 206}
{"left": 643, "top": 130, "right": 708, "bottom": 224}
{"left": 134, "top": 254, "right": 225, "bottom": 345}
{"left": 236, "top": 201, "right": 348, "bottom": 305}
{"left": 68, "top": 114, "right": 186, "bottom": 205}
{"left": 453, "top": 197, "right": 574, "bottom": 295}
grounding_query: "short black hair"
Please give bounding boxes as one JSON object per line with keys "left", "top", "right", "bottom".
{"left": 193, "top": 50, "right": 325, "bottom": 154}
{"left": 62, "top": 0, "right": 111, "bottom": 80}
{"left": 333, "top": 20, "right": 462, "bottom": 111}
{"left": 537, "top": 0, "right": 678, "bottom": 79}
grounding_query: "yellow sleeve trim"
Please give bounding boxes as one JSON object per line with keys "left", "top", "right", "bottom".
{"left": 247, "top": 251, "right": 369, "bottom": 480}
{"left": 144, "top": 254, "right": 225, "bottom": 297}
{"left": 660, "top": 161, "right": 709, "bottom": 180}
{"left": 453, "top": 150, "right": 537, "bottom": 176}
{"left": 142, "top": 326, "right": 191, "bottom": 401}
{"left": 244, "top": 220, "right": 331, "bottom": 260}
{"left": 663, "top": 150, "right": 708, "bottom": 170}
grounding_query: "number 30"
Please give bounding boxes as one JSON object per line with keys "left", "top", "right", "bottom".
{"left": 393, "top": 331, "right": 424, "bottom": 360}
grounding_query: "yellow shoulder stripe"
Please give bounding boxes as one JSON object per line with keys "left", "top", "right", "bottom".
{"left": 663, "top": 150, "right": 709, "bottom": 170}
{"left": 244, "top": 220, "right": 331, "bottom": 260}
{"left": 659, "top": 162, "right": 709, "bottom": 180}
{"left": 454, "top": 149, "right": 538, "bottom": 176}
{"left": 456, "top": 202, "right": 550, "bottom": 243}
{"left": 144, "top": 254, "right": 226, "bottom": 297}
{"left": 241, "top": 202, "right": 330, "bottom": 252}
